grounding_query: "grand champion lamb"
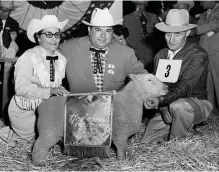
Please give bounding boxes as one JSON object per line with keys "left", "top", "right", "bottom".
{"left": 32, "top": 73, "right": 168, "bottom": 166}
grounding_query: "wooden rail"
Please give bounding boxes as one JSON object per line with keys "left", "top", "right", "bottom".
{"left": 0, "top": 58, "right": 17, "bottom": 119}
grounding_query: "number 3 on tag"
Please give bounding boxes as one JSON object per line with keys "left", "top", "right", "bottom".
{"left": 155, "top": 59, "right": 182, "bottom": 83}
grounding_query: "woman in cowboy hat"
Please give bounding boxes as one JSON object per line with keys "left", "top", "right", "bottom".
{"left": 0, "top": 15, "right": 69, "bottom": 143}
{"left": 141, "top": 9, "right": 213, "bottom": 144}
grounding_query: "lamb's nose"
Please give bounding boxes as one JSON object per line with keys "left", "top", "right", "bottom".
{"left": 163, "top": 85, "right": 168, "bottom": 92}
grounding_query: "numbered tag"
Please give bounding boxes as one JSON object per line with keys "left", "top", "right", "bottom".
{"left": 156, "top": 59, "right": 182, "bottom": 83}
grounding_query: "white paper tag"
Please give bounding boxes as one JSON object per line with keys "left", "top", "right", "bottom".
{"left": 108, "top": 64, "right": 115, "bottom": 69}
{"left": 156, "top": 59, "right": 182, "bottom": 83}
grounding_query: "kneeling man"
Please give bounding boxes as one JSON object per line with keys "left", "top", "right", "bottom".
{"left": 142, "top": 9, "right": 213, "bottom": 143}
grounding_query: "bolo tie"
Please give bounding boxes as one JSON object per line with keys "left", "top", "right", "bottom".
{"left": 90, "top": 47, "right": 106, "bottom": 74}
{"left": 46, "top": 56, "right": 58, "bottom": 82}
{"left": 0, "top": 20, "right": 3, "bottom": 32}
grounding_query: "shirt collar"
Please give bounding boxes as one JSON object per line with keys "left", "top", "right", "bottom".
{"left": 90, "top": 46, "right": 109, "bottom": 55}
{"left": 168, "top": 46, "right": 183, "bottom": 60}
{"left": 40, "top": 46, "right": 58, "bottom": 57}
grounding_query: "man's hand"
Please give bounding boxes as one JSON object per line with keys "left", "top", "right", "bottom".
{"left": 144, "top": 97, "right": 159, "bottom": 109}
{"left": 159, "top": 106, "right": 172, "bottom": 124}
{"left": 10, "top": 31, "right": 17, "bottom": 42}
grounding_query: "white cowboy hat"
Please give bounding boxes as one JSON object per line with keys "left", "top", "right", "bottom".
{"left": 27, "top": 15, "right": 69, "bottom": 43}
{"left": 82, "top": 8, "right": 123, "bottom": 27}
{"left": 155, "top": 9, "right": 197, "bottom": 33}
{"left": 173, "top": 0, "right": 194, "bottom": 11}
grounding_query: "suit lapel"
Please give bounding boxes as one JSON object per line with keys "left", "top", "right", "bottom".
{"left": 103, "top": 44, "right": 118, "bottom": 90}
{"left": 2, "top": 19, "right": 10, "bottom": 48}
{"left": 83, "top": 39, "right": 97, "bottom": 90}
{"left": 173, "top": 43, "right": 191, "bottom": 60}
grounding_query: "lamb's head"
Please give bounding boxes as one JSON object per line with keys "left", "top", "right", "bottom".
{"left": 129, "top": 73, "right": 168, "bottom": 98}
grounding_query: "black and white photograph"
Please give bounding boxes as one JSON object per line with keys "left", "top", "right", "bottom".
{"left": 0, "top": 0, "right": 218, "bottom": 171}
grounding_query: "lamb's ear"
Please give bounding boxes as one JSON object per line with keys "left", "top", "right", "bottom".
{"left": 128, "top": 74, "right": 137, "bottom": 81}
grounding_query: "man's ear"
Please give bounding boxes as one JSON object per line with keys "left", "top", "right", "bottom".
{"left": 88, "top": 27, "right": 91, "bottom": 35}
{"left": 186, "top": 30, "right": 191, "bottom": 37}
{"left": 129, "top": 74, "right": 137, "bottom": 81}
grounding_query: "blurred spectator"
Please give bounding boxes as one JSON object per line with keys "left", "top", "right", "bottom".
{"left": 196, "top": 1, "right": 219, "bottom": 110}
{"left": 2, "top": 15, "right": 69, "bottom": 143}
{"left": 173, "top": 0, "right": 194, "bottom": 11}
{"left": 0, "top": 0, "right": 19, "bottom": 58}
{"left": 113, "top": 24, "right": 129, "bottom": 46}
{"left": 123, "top": 1, "right": 159, "bottom": 72}
{"left": 173, "top": 0, "right": 199, "bottom": 44}
{"left": 145, "top": 1, "right": 174, "bottom": 54}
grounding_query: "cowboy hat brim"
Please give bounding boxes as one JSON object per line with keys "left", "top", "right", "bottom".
{"left": 81, "top": 19, "right": 123, "bottom": 27}
{"left": 27, "top": 17, "right": 68, "bottom": 43}
{"left": 155, "top": 22, "right": 197, "bottom": 32}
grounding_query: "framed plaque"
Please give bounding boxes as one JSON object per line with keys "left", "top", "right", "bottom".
{"left": 64, "top": 92, "right": 114, "bottom": 157}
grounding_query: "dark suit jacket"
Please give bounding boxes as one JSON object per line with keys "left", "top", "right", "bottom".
{"left": 60, "top": 36, "right": 147, "bottom": 93}
{"left": 153, "top": 42, "right": 208, "bottom": 106}
{"left": 2, "top": 16, "right": 19, "bottom": 48}
{"left": 2, "top": 17, "right": 35, "bottom": 57}
{"left": 123, "top": 12, "right": 159, "bottom": 72}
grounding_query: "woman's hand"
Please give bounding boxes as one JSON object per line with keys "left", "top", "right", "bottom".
{"left": 50, "top": 87, "right": 70, "bottom": 96}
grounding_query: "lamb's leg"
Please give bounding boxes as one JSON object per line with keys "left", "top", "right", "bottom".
{"left": 113, "top": 134, "right": 129, "bottom": 160}
{"left": 32, "top": 96, "right": 65, "bottom": 166}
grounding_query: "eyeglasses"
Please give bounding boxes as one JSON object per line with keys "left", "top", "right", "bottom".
{"left": 41, "top": 32, "right": 61, "bottom": 39}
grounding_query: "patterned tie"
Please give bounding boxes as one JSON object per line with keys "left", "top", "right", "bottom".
{"left": 139, "top": 13, "right": 149, "bottom": 39}
{"left": 46, "top": 56, "right": 58, "bottom": 82}
{"left": 90, "top": 47, "right": 106, "bottom": 74}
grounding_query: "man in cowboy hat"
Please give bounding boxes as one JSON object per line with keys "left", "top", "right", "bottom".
{"left": 61, "top": 7, "right": 151, "bottom": 94}
{"left": 141, "top": 9, "right": 213, "bottom": 143}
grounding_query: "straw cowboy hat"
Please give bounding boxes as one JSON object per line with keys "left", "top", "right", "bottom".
{"left": 155, "top": 9, "right": 197, "bottom": 33}
{"left": 82, "top": 8, "right": 123, "bottom": 27}
{"left": 27, "top": 15, "right": 69, "bottom": 43}
{"left": 173, "top": 0, "right": 194, "bottom": 11}
{"left": 0, "top": 0, "right": 14, "bottom": 10}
